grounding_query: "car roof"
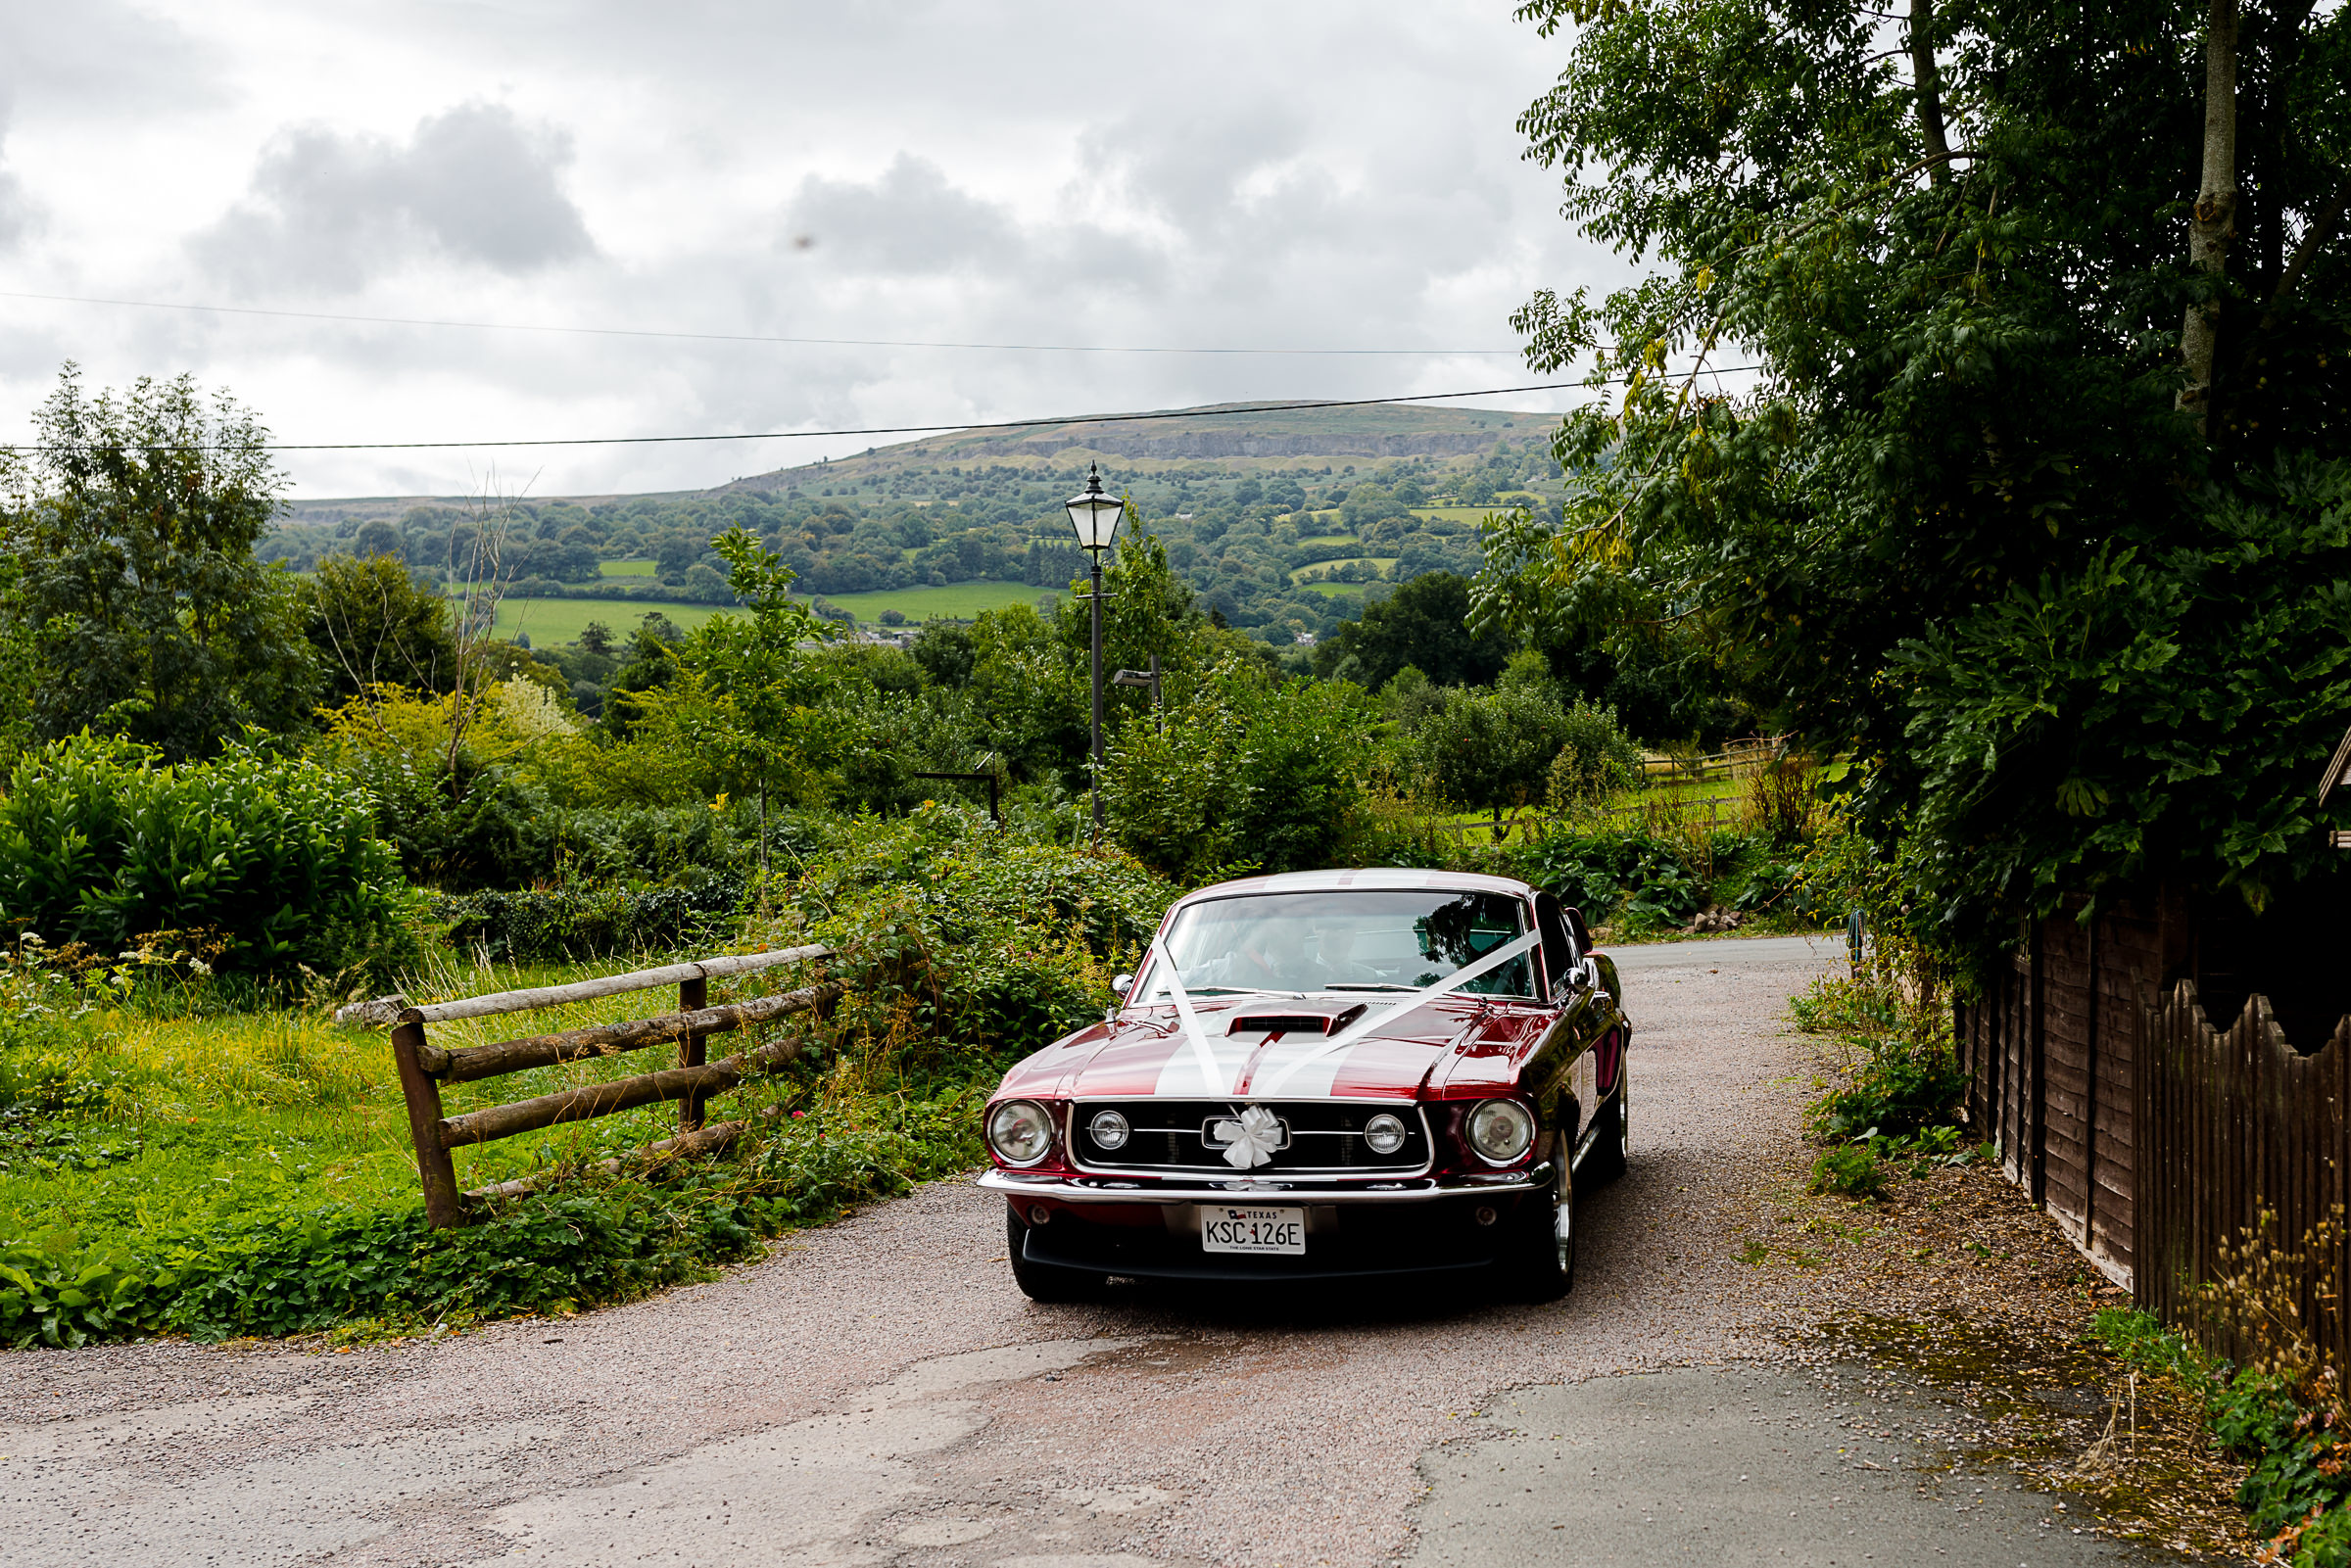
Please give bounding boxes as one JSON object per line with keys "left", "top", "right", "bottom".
{"left": 1174, "top": 867, "right": 1538, "bottom": 907}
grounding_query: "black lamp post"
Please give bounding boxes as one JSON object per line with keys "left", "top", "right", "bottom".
{"left": 1064, "top": 463, "right": 1124, "bottom": 835}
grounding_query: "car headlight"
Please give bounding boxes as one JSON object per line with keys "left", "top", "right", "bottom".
{"left": 1086, "top": 1109, "right": 1130, "bottom": 1151}
{"left": 1466, "top": 1099, "right": 1535, "bottom": 1164}
{"left": 1363, "top": 1112, "right": 1409, "bottom": 1156}
{"left": 986, "top": 1099, "right": 1055, "bottom": 1165}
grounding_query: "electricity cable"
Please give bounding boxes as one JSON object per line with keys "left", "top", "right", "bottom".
{"left": 0, "top": 366, "right": 1762, "bottom": 454}
{"left": 0, "top": 288, "right": 1523, "bottom": 357}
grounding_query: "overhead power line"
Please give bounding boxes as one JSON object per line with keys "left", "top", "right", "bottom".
{"left": 0, "top": 368, "right": 1762, "bottom": 454}
{"left": 0, "top": 288, "right": 1521, "bottom": 357}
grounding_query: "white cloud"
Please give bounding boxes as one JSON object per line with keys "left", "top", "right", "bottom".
{"left": 191, "top": 103, "right": 595, "bottom": 295}
{"left": 0, "top": 1, "right": 1634, "bottom": 498}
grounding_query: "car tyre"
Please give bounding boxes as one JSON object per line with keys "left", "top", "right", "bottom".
{"left": 1584, "top": 1087, "right": 1628, "bottom": 1185}
{"left": 1511, "top": 1134, "right": 1576, "bottom": 1302}
{"left": 1006, "top": 1209, "right": 1106, "bottom": 1303}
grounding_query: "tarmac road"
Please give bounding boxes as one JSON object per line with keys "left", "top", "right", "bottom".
{"left": 0, "top": 935, "right": 2159, "bottom": 1568}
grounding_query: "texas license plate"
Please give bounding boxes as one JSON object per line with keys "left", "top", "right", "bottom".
{"left": 1200, "top": 1206, "right": 1306, "bottom": 1255}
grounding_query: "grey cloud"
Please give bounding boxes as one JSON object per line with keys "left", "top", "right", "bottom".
{"left": 780, "top": 153, "right": 1162, "bottom": 291}
{"left": 784, "top": 155, "right": 1021, "bottom": 275}
{"left": 0, "top": 166, "right": 31, "bottom": 255}
{"left": 192, "top": 103, "right": 595, "bottom": 295}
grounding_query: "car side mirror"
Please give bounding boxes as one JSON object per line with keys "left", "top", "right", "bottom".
{"left": 1112, "top": 973, "right": 1133, "bottom": 993}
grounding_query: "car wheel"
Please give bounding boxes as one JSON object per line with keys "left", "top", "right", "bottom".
{"left": 1511, "top": 1134, "right": 1576, "bottom": 1303}
{"left": 1585, "top": 1086, "right": 1628, "bottom": 1185}
{"left": 1005, "top": 1209, "right": 1106, "bottom": 1303}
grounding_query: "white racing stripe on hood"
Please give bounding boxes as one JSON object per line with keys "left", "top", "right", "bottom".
{"left": 1145, "top": 1030, "right": 1362, "bottom": 1099}
{"left": 1150, "top": 1034, "right": 1262, "bottom": 1098}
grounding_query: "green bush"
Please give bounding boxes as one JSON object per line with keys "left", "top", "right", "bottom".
{"left": 1805, "top": 1032, "right": 1968, "bottom": 1143}
{"left": 1102, "top": 655, "right": 1377, "bottom": 883}
{"left": 1404, "top": 684, "right": 1571, "bottom": 811}
{"left": 1504, "top": 828, "right": 1705, "bottom": 931}
{"left": 2096, "top": 1308, "right": 2351, "bottom": 1559}
{"left": 1545, "top": 700, "right": 1645, "bottom": 807}
{"left": 0, "top": 734, "right": 416, "bottom": 984}
{"left": 428, "top": 874, "right": 747, "bottom": 963}
{"left": 1807, "top": 1144, "right": 1888, "bottom": 1200}
{"left": 792, "top": 805, "right": 1176, "bottom": 1058}
{"left": 0, "top": 1231, "right": 176, "bottom": 1348}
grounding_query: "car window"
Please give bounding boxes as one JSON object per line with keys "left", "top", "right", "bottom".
{"left": 1154, "top": 889, "right": 1534, "bottom": 997}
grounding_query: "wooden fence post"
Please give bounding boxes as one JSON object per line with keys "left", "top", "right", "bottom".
{"left": 679, "top": 973, "right": 708, "bottom": 1132}
{"left": 391, "top": 1018, "right": 465, "bottom": 1229}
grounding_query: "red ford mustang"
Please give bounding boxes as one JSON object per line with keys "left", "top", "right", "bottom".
{"left": 979, "top": 868, "right": 1630, "bottom": 1300}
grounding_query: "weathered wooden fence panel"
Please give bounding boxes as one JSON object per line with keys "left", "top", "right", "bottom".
{"left": 2135, "top": 982, "right": 2351, "bottom": 1368}
{"left": 1958, "top": 902, "right": 2163, "bottom": 1287}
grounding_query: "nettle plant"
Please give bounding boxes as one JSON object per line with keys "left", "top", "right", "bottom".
{"left": 0, "top": 734, "right": 417, "bottom": 986}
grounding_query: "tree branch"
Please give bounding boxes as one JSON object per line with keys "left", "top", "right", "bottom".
{"left": 1908, "top": 0, "right": 1952, "bottom": 185}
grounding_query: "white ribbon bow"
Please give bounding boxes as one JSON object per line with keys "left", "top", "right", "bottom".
{"left": 1212, "top": 1104, "right": 1284, "bottom": 1169}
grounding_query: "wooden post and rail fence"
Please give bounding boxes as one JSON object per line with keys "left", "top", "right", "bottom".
{"left": 388, "top": 943, "right": 839, "bottom": 1229}
{"left": 1418, "top": 736, "right": 1787, "bottom": 843}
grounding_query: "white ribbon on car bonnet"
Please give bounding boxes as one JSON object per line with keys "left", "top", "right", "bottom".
{"left": 1141, "top": 951, "right": 1234, "bottom": 1094}
{"left": 1138, "top": 927, "right": 1543, "bottom": 1100}
{"left": 1250, "top": 927, "right": 1543, "bottom": 1098}
{"left": 1211, "top": 1104, "right": 1284, "bottom": 1169}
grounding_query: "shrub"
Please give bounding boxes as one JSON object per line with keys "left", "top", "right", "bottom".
{"left": 1546, "top": 700, "right": 1645, "bottom": 807}
{"left": 1102, "top": 655, "right": 1377, "bottom": 882}
{"left": 1505, "top": 828, "right": 1704, "bottom": 930}
{"left": 1405, "top": 684, "right": 1571, "bottom": 811}
{"left": 0, "top": 735, "right": 416, "bottom": 984}
{"left": 1808, "top": 1144, "right": 1888, "bottom": 1200}
{"left": 428, "top": 875, "right": 748, "bottom": 964}
{"left": 1804, "top": 1031, "right": 1968, "bottom": 1143}
{"left": 2097, "top": 1307, "right": 2351, "bottom": 1558}
{"left": 790, "top": 804, "right": 1177, "bottom": 1058}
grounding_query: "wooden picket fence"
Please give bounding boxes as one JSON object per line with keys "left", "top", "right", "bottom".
{"left": 2137, "top": 981, "right": 2351, "bottom": 1368}
{"left": 388, "top": 944, "right": 837, "bottom": 1228}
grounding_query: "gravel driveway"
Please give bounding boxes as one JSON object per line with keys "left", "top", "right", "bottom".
{"left": 1, "top": 935, "right": 2158, "bottom": 1567}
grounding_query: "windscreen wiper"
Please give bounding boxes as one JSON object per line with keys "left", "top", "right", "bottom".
{"left": 1323, "top": 982, "right": 1416, "bottom": 992}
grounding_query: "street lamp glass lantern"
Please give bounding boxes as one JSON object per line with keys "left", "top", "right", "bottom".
{"left": 1065, "top": 463, "right": 1123, "bottom": 553}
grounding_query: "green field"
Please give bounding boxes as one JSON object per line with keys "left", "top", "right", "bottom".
{"left": 599, "top": 559, "right": 654, "bottom": 577}
{"left": 1295, "top": 533, "right": 1359, "bottom": 547}
{"left": 1289, "top": 557, "right": 1397, "bottom": 585}
{"left": 1412, "top": 505, "right": 1517, "bottom": 524}
{"left": 803, "top": 581, "right": 1056, "bottom": 623}
{"left": 493, "top": 596, "right": 733, "bottom": 643}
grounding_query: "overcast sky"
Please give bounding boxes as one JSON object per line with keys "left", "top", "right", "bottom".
{"left": 0, "top": 2, "right": 1630, "bottom": 499}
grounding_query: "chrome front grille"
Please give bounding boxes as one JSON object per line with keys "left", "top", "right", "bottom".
{"left": 1070, "top": 1100, "right": 1431, "bottom": 1176}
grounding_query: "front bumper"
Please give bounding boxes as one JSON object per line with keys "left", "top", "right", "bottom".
{"left": 977, "top": 1164, "right": 1553, "bottom": 1206}
{"left": 987, "top": 1164, "right": 1556, "bottom": 1282}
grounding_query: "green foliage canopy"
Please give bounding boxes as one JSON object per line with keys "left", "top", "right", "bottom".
{"left": 1, "top": 366, "right": 319, "bottom": 759}
{"left": 1483, "top": 0, "right": 2351, "bottom": 953}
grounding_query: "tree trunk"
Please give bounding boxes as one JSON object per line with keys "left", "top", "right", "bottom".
{"left": 2179, "top": 0, "right": 2240, "bottom": 436}
{"left": 1908, "top": 0, "right": 1951, "bottom": 184}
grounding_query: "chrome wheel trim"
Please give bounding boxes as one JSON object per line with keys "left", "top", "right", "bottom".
{"left": 1552, "top": 1139, "right": 1574, "bottom": 1273}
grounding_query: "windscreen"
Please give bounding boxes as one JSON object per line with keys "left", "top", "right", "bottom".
{"left": 1154, "top": 889, "right": 1532, "bottom": 997}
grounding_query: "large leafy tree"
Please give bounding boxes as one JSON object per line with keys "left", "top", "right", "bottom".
{"left": 299, "top": 551, "right": 460, "bottom": 704}
{"left": 1314, "top": 571, "right": 1509, "bottom": 690}
{"left": 1480, "top": 0, "right": 2350, "bottom": 951}
{"left": 0, "top": 365, "right": 319, "bottom": 759}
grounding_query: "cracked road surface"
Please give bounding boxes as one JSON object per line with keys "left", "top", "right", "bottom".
{"left": 2, "top": 935, "right": 2153, "bottom": 1566}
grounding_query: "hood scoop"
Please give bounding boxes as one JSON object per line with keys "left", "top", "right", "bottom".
{"left": 1226, "top": 1003, "right": 1367, "bottom": 1036}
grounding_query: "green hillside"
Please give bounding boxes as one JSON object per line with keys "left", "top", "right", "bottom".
{"left": 269, "top": 401, "right": 1566, "bottom": 642}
